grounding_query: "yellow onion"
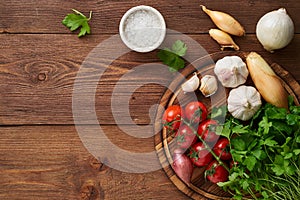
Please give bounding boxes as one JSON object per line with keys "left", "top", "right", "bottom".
{"left": 209, "top": 29, "right": 239, "bottom": 50}
{"left": 201, "top": 5, "right": 245, "bottom": 36}
{"left": 246, "top": 52, "right": 288, "bottom": 109}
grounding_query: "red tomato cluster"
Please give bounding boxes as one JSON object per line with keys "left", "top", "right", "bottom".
{"left": 163, "top": 101, "right": 233, "bottom": 184}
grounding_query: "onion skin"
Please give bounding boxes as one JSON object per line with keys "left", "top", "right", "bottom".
{"left": 209, "top": 29, "right": 239, "bottom": 50}
{"left": 246, "top": 52, "right": 288, "bottom": 109}
{"left": 201, "top": 5, "right": 245, "bottom": 36}
{"left": 256, "top": 8, "right": 294, "bottom": 52}
{"left": 172, "top": 149, "right": 193, "bottom": 185}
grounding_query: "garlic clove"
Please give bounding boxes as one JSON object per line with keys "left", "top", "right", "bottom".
{"left": 201, "top": 5, "right": 245, "bottom": 36}
{"left": 199, "top": 75, "right": 218, "bottom": 97}
{"left": 181, "top": 72, "right": 200, "bottom": 93}
{"left": 209, "top": 29, "right": 240, "bottom": 51}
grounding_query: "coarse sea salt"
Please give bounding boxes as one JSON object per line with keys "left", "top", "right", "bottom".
{"left": 123, "top": 10, "right": 163, "bottom": 48}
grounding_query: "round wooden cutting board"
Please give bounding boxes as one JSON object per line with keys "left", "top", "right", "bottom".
{"left": 154, "top": 51, "right": 300, "bottom": 200}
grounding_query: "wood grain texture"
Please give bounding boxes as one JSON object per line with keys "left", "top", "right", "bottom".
{"left": 0, "top": 1, "right": 299, "bottom": 199}
{"left": 0, "top": 125, "right": 188, "bottom": 200}
{"left": 0, "top": 34, "right": 299, "bottom": 125}
{"left": 0, "top": 0, "right": 299, "bottom": 34}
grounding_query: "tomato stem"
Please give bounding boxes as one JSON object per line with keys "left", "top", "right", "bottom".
{"left": 181, "top": 118, "right": 230, "bottom": 172}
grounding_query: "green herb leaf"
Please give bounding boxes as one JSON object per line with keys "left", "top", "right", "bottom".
{"left": 217, "top": 181, "right": 231, "bottom": 187}
{"left": 259, "top": 116, "right": 272, "bottom": 134}
{"left": 158, "top": 40, "right": 187, "bottom": 72}
{"left": 211, "top": 105, "right": 227, "bottom": 120}
{"left": 293, "top": 149, "right": 300, "bottom": 155}
{"left": 272, "top": 155, "right": 290, "bottom": 176}
{"left": 232, "top": 195, "right": 243, "bottom": 200}
{"left": 286, "top": 114, "right": 299, "bottom": 125}
{"left": 231, "top": 151, "right": 245, "bottom": 162}
{"left": 296, "top": 136, "right": 300, "bottom": 143}
{"left": 171, "top": 40, "right": 187, "bottom": 56}
{"left": 232, "top": 125, "right": 249, "bottom": 134}
{"left": 252, "top": 149, "right": 267, "bottom": 160}
{"left": 272, "top": 121, "right": 293, "bottom": 135}
{"left": 244, "top": 155, "right": 257, "bottom": 171}
{"left": 283, "top": 152, "right": 293, "bottom": 159}
{"left": 265, "top": 105, "right": 287, "bottom": 119}
{"left": 228, "top": 172, "right": 240, "bottom": 181}
{"left": 272, "top": 164, "right": 285, "bottom": 176}
{"left": 286, "top": 165, "right": 296, "bottom": 176}
{"left": 231, "top": 138, "right": 246, "bottom": 151}
{"left": 261, "top": 191, "right": 269, "bottom": 199}
{"left": 241, "top": 180, "right": 250, "bottom": 190}
{"left": 218, "top": 125, "right": 231, "bottom": 139}
{"left": 247, "top": 139, "right": 258, "bottom": 151}
{"left": 288, "top": 95, "right": 295, "bottom": 107}
{"left": 264, "top": 137, "right": 278, "bottom": 147}
{"left": 62, "top": 9, "right": 92, "bottom": 37}
{"left": 291, "top": 105, "right": 300, "bottom": 115}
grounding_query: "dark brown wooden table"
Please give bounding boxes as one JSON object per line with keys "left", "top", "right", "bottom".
{"left": 0, "top": 1, "right": 299, "bottom": 199}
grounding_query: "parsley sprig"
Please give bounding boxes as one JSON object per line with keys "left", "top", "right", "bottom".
{"left": 216, "top": 96, "right": 300, "bottom": 199}
{"left": 158, "top": 40, "right": 187, "bottom": 72}
{"left": 62, "top": 9, "right": 92, "bottom": 38}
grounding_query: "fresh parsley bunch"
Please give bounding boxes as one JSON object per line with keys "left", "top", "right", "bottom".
{"left": 217, "top": 96, "right": 300, "bottom": 200}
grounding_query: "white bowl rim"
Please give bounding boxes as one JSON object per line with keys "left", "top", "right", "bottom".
{"left": 119, "top": 5, "right": 166, "bottom": 53}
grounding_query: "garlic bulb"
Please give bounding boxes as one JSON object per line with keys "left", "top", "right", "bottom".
{"left": 256, "top": 8, "right": 294, "bottom": 52}
{"left": 200, "top": 75, "right": 218, "bottom": 97}
{"left": 181, "top": 72, "right": 200, "bottom": 93}
{"left": 209, "top": 29, "right": 239, "bottom": 51}
{"left": 228, "top": 85, "right": 262, "bottom": 121}
{"left": 214, "top": 56, "right": 249, "bottom": 88}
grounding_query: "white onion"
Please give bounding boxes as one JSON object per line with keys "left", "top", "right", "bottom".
{"left": 256, "top": 8, "right": 294, "bottom": 52}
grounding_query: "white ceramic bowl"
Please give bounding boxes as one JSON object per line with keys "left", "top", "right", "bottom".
{"left": 119, "top": 5, "right": 166, "bottom": 53}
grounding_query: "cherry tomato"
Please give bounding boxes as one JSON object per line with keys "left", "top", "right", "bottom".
{"left": 213, "top": 138, "right": 232, "bottom": 160}
{"left": 163, "top": 105, "right": 183, "bottom": 132}
{"left": 184, "top": 101, "right": 208, "bottom": 124}
{"left": 175, "top": 125, "right": 198, "bottom": 149}
{"left": 198, "top": 119, "right": 219, "bottom": 143}
{"left": 205, "top": 160, "right": 229, "bottom": 184}
{"left": 189, "top": 142, "right": 213, "bottom": 167}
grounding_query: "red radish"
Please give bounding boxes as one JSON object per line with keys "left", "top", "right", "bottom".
{"left": 172, "top": 149, "right": 193, "bottom": 185}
